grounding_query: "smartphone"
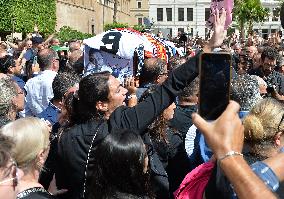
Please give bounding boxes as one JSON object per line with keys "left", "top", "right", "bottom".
{"left": 199, "top": 52, "right": 232, "bottom": 120}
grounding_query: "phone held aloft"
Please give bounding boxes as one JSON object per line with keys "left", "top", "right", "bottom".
{"left": 198, "top": 52, "right": 232, "bottom": 120}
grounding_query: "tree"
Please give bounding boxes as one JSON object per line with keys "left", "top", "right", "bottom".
{"left": 233, "top": 0, "right": 269, "bottom": 40}
{"left": 0, "top": 0, "right": 56, "bottom": 35}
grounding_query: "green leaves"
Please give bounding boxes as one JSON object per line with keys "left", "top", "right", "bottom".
{"left": 104, "top": 22, "right": 129, "bottom": 31}
{"left": 56, "top": 26, "right": 93, "bottom": 43}
{"left": 234, "top": 0, "right": 269, "bottom": 24}
{"left": 103, "top": 23, "right": 146, "bottom": 32}
{"left": 0, "top": 0, "right": 56, "bottom": 35}
{"left": 133, "top": 25, "right": 146, "bottom": 32}
{"left": 233, "top": 0, "right": 269, "bottom": 36}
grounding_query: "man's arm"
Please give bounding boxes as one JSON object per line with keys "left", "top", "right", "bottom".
{"left": 5, "top": 41, "right": 18, "bottom": 50}
{"left": 192, "top": 101, "right": 277, "bottom": 199}
{"left": 220, "top": 156, "right": 277, "bottom": 199}
{"left": 263, "top": 153, "right": 284, "bottom": 182}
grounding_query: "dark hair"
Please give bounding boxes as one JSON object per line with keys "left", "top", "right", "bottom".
{"left": 52, "top": 71, "right": 80, "bottom": 101}
{"left": 178, "top": 77, "right": 199, "bottom": 103}
{"left": 37, "top": 48, "right": 58, "bottom": 70}
{"left": 0, "top": 133, "right": 14, "bottom": 168}
{"left": 88, "top": 129, "right": 151, "bottom": 199}
{"left": 69, "top": 72, "right": 111, "bottom": 124}
{"left": 261, "top": 46, "right": 279, "bottom": 62}
{"left": 139, "top": 86, "right": 168, "bottom": 143}
{"left": 139, "top": 58, "right": 167, "bottom": 86}
{"left": 0, "top": 55, "right": 15, "bottom": 74}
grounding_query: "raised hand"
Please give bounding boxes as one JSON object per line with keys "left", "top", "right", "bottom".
{"left": 208, "top": 8, "right": 227, "bottom": 49}
{"left": 192, "top": 101, "right": 244, "bottom": 159}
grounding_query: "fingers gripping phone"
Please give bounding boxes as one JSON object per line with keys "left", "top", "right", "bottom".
{"left": 199, "top": 53, "right": 232, "bottom": 120}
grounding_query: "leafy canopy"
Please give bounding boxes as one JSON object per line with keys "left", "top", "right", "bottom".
{"left": 0, "top": 0, "right": 56, "bottom": 34}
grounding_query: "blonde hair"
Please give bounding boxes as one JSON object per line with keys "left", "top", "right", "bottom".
{"left": 243, "top": 98, "right": 284, "bottom": 143}
{"left": 0, "top": 117, "right": 49, "bottom": 170}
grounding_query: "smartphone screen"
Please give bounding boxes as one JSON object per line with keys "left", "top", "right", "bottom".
{"left": 199, "top": 53, "right": 232, "bottom": 120}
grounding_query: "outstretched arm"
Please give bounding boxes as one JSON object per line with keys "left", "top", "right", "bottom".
{"left": 113, "top": 8, "right": 228, "bottom": 133}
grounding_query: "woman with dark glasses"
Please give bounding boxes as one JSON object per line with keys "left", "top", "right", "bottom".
{"left": 1, "top": 117, "right": 54, "bottom": 199}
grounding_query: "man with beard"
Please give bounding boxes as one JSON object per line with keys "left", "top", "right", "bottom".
{"left": 249, "top": 46, "right": 284, "bottom": 100}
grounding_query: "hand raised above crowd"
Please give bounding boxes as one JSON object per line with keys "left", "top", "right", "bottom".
{"left": 207, "top": 8, "right": 227, "bottom": 50}
{"left": 192, "top": 101, "right": 244, "bottom": 159}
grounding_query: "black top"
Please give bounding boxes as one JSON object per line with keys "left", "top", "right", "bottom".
{"left": 169, "top": 104, "right": 198, "bottom": 138}
{"left": 17, "top": 187, "right": 56, "bottom": 199}
{"left": 55, "top": 54, "right": 200, "bottom": 199}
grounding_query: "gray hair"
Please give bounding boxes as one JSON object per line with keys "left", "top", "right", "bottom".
{"left": 0, "top": 77, "right": 17, "bottom": 116}
{"left": 231, "top": 74, "right": 262, "bottom": 111}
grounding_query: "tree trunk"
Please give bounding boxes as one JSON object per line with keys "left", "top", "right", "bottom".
{"left": 248, "top": 20, "right": 253, "bottom": 35}
{"left": 113, "top": 0, "right": 118, "bottom": 23}
{"left": 240, "top": 21, "right": 245, "bottom": 42}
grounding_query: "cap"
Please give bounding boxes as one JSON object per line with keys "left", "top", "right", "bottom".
{"left": 31, "top": 36, "right": 44, "bottom": 44}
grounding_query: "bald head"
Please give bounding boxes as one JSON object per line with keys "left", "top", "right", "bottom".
{"left": 69, "top": 50, "right": 83, "bottom": 65}
{"left": 247, "top": 46, "right": 257, "bottom": 58}
{"left": 140, "top": 58, "right": 167, "bottom": 85}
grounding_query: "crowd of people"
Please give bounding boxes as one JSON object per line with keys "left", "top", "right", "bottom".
{"left": 0, "top": 9, "right": 284, "bottom": 199}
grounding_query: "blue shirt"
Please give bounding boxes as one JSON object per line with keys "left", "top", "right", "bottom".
{"left": 12, "top": 75, "right": 25, "bottom": 92}
{"left": 37, "top": 102, "right": 61, "bottom": 126}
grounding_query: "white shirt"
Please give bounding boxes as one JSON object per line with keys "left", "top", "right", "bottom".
{"left": 23, "top": 70, "right": 57, "bottom": 116}
{"left": 184, "top": 124, "right": 197, "bottom": 157}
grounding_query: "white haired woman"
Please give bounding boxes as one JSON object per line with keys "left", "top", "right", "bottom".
{"left": 1, "top": 117, "right": 54, "bottom": 199}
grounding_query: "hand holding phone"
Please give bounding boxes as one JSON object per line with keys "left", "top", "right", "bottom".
{"left": 199, "top": 52, "right": 232, "bottom": 120}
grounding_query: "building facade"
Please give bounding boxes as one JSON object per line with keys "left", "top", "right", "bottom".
{"left": 129, "top": 0, "right": 150, "bottom": 26}
{"left": 56, "top": 0, "right": 134, "bottom": 34}
{"left": 149, "top": 0, "right": 281, "bottom": 38}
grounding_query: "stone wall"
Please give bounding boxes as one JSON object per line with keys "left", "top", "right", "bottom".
{"left": 56, "top": 0, "right": 135, "bottom": 34}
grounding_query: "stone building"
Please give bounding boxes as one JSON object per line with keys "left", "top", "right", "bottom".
{"left": 56, "top": 0, "right": 135, "bottom": 34}
{"left": 149, "top": 0, "right": 281, "bottom": 38}
{"left": 129, "top": 0, "right": 150, "bottom": 26}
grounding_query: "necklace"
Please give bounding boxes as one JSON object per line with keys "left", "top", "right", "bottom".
{"left": 17, "top": 187, "right": 49, "bottom": 199}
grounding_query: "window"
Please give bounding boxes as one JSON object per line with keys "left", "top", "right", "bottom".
{"left": 138, "top": 17, "right": 143, "bottom": 25}
{"left": 262, "top": 29, "right": 268, "bottom": 40}
{"left": 205, "top": 8, "right": 210, "bottom": 21}
{"left": 178, "top": 8, "right": 184, "bottom": 21}
{"left": 178, "top": 28, "right": 184, "bottom": 33}
{"left": 272, "top": 8, "right": 280, "bottom": 21}
{"left": 137, "top": 1, "right": 141, "bottom": 8}
{"left": 189, "top": 28, "right": 193, "bottom": 36}
{"left": 157, "top": 8, "right": 163, "bottom": 21}
{"left": 91, "top": 25, "right": 95, "bottom": 35}
{"left": 166, "top": 8, "right": 172, "bottom": 21}
{"left": 187, "top": 8, "right": 193, "bottom": 21}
